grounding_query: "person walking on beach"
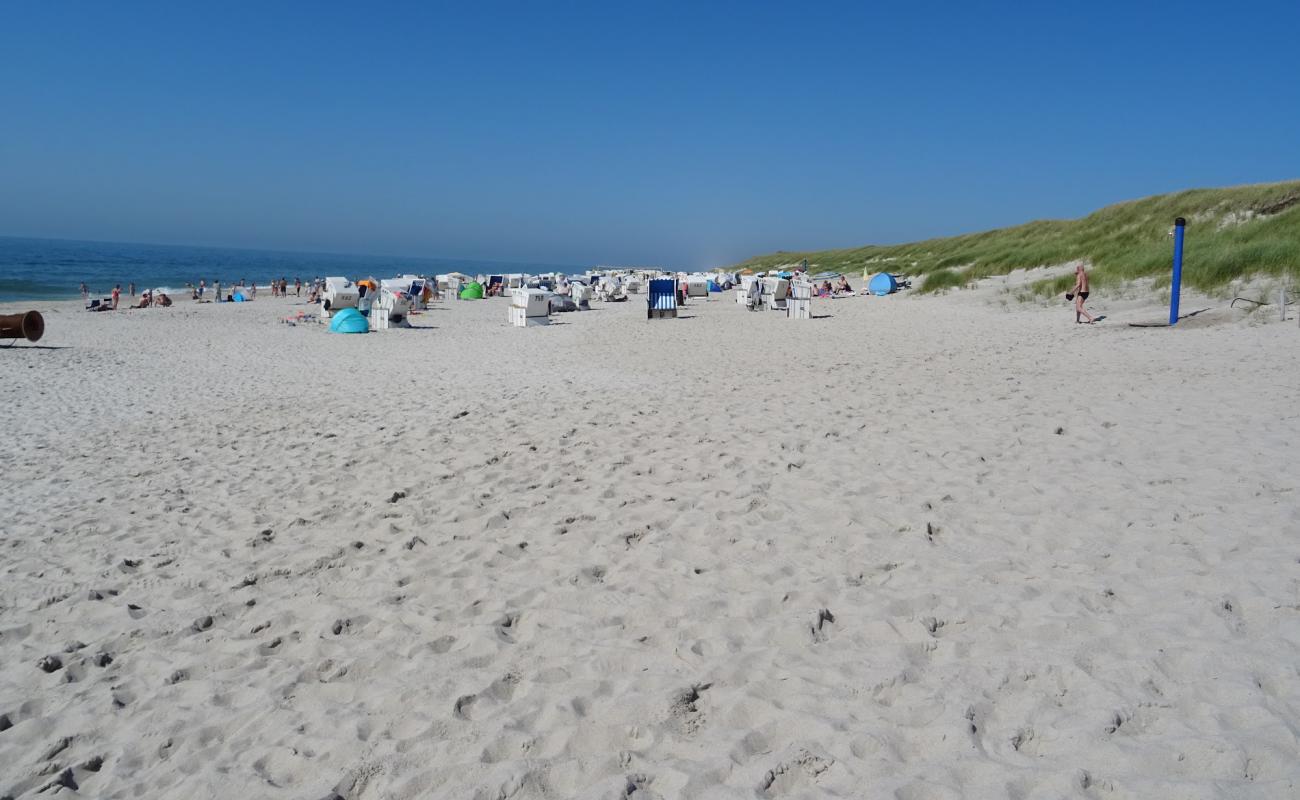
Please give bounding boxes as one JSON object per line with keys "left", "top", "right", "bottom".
{"left": 294, "top": 277, "right": 302, "bottom": 297}
{"left": 128, "top": 282, "right": 135, "bottom": 297}
{"left": 1067, "top": 263, "right": 1094, "bottom": 324}
{"left": 198, "top": 278, "right": 206, "bottom": 300}
{"left": 111, "top": 284, "right": 121, "bottom": 309}
{"left": 80, "top": 283, "right": 89, "bottom": 303}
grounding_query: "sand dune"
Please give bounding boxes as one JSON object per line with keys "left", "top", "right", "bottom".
{"left": 1, "top": 288, "right": 1297, "bottom": 799}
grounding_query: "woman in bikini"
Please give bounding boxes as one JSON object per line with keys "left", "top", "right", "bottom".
{"left": 1069, "top": 263, "right": 1094, "bottom": 324}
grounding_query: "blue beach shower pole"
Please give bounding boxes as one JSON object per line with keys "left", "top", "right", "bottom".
{"left": 1169, "top": 217, "right": 1186, "bottom": 325}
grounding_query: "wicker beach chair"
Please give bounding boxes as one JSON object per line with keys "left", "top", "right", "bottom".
{"left": 647, "top": 278, "right": 678, "bottom": 319}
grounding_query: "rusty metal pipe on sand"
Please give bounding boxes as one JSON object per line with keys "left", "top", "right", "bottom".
{"left": 0, "top": 311, "right": 45, "bottom": 342}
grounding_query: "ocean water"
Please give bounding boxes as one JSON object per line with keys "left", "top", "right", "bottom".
{"left": 0, "top": 236, "right": 583, "bottom": 302}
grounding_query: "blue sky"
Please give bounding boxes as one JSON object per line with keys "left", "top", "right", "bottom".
{"left": 2, "top": 1, "right": 1298, "bottom": 267}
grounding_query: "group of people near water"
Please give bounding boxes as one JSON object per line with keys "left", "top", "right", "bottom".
{"left": 194, "top": 277, "right": 305, "bottom": 302}
{"left": 267, "top": 278, "right": 303, "bottom": 298}
{"left": 82, "top": 277, "right": 317, "bottom": 309}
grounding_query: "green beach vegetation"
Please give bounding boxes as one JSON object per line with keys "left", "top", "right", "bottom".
{"left": 732, "top": 180, "right": 1300, "bottom": 295}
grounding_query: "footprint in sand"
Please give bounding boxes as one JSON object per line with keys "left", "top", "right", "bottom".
{"left": 453, "top": 693, "right": 477, "bottom": 720}
{"left": 424, "top": 635, "right": 456, "bottom": 654}
{"left": 495, "top": 613, "right": 522, "bottom": 643}
{"left": 1010, "top": 727, "right": 1036, "bottom": 754}
{"left": 572, "top": 565, "right": 607, "bottom": 585}
{"left": 758, "top": 748, "right": 833, "bottom": 796}
{"left": 622, "top": 773, "right": 660, "bottom": 799}
{"left": 452, "top": 672, "right": 520, "bottom": 721}
{"left": 1214, "top": 597, "right": 1246, "bottom": 634}
{"left": 670, "top": 683, "right": 712, "bottom": 735}
{"left": 257, "top": 636, "right": 284, "bottom": 656}
{"left": 809, "top": 609, "right": 835, "bottom": 644}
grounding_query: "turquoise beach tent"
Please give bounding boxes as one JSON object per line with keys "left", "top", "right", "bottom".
{"left": 328, "top": 307, "right": 368, "bottom": 333}
{"left": 232, "top": 292, "right": 246, "bottom": 302}
{"left": 869, "top": 273, "right": 898, "bottom": 296}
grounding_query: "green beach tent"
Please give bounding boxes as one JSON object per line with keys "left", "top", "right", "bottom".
{"left": 459, "top": 281, "right": 484, "bottom": 300}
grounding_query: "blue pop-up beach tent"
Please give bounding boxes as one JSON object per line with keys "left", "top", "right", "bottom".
{"left": 329, "top": 307, "right": 368, "bottom": 333}
{"left": 869, "top": 273, "right": 898, "bottom": 296}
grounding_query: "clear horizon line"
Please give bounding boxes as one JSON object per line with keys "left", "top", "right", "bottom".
{"left": 0, "top": 232, "right": 592, "bottom": 270}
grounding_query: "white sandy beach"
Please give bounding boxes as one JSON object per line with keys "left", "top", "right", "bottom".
{"left": 1, "top": 285, "right": 1298, "bottom": 799}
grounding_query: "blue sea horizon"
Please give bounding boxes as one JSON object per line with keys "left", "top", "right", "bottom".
{"left": 0, "top": 236, "right": 586, "bottom": 302}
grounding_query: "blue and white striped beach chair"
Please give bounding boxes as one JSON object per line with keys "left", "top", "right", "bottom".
{"left": 647, "top": 278, "right": 678, "bottom": 320}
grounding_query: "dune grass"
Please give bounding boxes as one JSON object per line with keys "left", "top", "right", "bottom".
{"left": 919, "top": 268, "right": 968, "bottom": 294}
{"left": 733, "top": 181, "right": 1300, "bottom": 294}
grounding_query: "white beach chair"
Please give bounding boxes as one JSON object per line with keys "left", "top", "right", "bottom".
{"left": 788, "top": 280, "right": 812, "bottom": 319}
{"left": 762, "top": 277, "right": 790, "bottom": 310}
{"left": 509, "top": 288, "right": 551, "bottom": 327}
